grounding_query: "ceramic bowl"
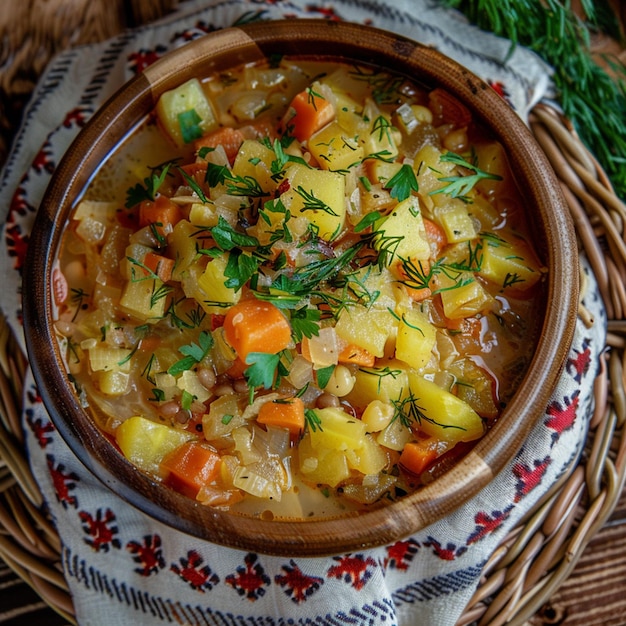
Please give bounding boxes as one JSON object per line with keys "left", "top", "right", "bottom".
{"left": 22, "top": 19, "right": 578, "bottom": 556}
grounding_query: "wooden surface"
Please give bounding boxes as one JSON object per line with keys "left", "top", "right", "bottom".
{"left": 530, "top": 486, "right": 626, "bottom": 625}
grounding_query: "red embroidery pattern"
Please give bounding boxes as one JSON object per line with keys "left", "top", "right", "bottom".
{"left": 423, "top": 537, "right": 467, "bottom": 561}
{"left": 79, "top": 507, "right": 121, "bottom": 552}
{"left": 225, "top": 553, "right": 270, "bottom": 600}
{"left": 127, "top": 46, "right": 167, "bottom": 74}
{"left": 25, "top": 410, "right": 55, "bottom": 448}
{"left": 274, "top": 560, "right": 324, "bottom": 603}
{"left": 327, "top": 554, "right": 377, "bottom": 590}
{"left": 47, "top": 454, "right": 79, "bottom": 509}
{"left": 4, "top": 223, "right": 29, "bottom": 273}
{"left": 512, "top": 457, "right": 551, "bottom": 503}
{"left": 171, "top": 550, "right": 219, "bottom": 591}
{"left": 63, "top": 106, "right": 91, "bottom": 129}
{"left": 127, "top": 534, "right": 166, "bottom": 576}
{"left": 384, "top": 539, "right": 420, "bottom": 570}
{"left": 467, "top": 508, "right": 513, "bottom": 545}
{"left": 31, "top": 140, "right": 56, "bottom": 174}
{"left": 545, "top": 389, "right": 580, "bottom": 444}
{"left": 566, "top": 336, "right": 592, "bottom": 383}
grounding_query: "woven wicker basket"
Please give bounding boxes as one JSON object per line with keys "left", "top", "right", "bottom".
{"left": 1, "top": 2, "right": 625, "bottom": 624}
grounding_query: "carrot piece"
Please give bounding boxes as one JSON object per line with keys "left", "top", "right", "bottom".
{"left": 287, "top": 88, "right": 335, "bottom": 142}
{"left": 257, "top": 397, "right": 305, "bottom": 437}
{"left": 338, "top": 343, "right": 376, "bottom": 367}
{"left": 195, "top": 126, "right": 245, "bottom": 164}
{"left": 143, "top": 252, "right": 174, "bottom": 282}
{"left": 138, "top": 196, "right": 182, "bottom": 236}
{"left": 161, "top": 441, "right": 221, "bottom": 498}
{"left": 423, "top": 218, "right": 447, "bottom": 258}
{"left": 399, "top": 440, "right": 441, "bottom": 476}
{"left": 223, "top": 297, "right": 292, "bottom": 360}
{"left": 180, "top": 162, "right": 208, "bottom": 189}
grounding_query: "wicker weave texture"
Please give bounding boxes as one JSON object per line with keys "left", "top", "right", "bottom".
{"left": 0, "top": 2, "right": 625, "bottom": 624}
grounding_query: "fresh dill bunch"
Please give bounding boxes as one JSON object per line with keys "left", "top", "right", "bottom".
{"left": 440, "top": 0, "right": 626, "bottom": 200}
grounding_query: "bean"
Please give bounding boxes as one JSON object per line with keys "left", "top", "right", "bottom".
{"left": 197, "top": 367, "right": 217, "bottom": 391}
{"left": 316, "top": 392, "right": 340, "bottom": 408}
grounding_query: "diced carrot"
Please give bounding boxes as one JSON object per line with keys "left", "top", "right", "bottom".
{"left": 423, "top": 218, "right": 447, "bottom": 258}
{"left": 338, "top": 343, "right": 376, "bottom": 367}
{"left": 161, "top": 441, "right": 221, "bottom": 498}
{"left": 139, "top": 195, "right": 182, "bottom": 236}
{"left": 399, "top": 439, "right": 441, "bottom": 476}
{"left": 286, "top": 88, "right": 335, "bottom": 142}
{"left": 195, "top": 126, "right": 245, "bottom": 164}
{"left": 226, "top": 357, "right": 247, "bottom": 380}
{"left": 223, "top": 297, "right": 292, "bottom": 360}
{"left": 180, "top": 162, "right": 208, "bottom": 189}
{"left": 257, "top": 397, "right": 305, "bottom": 437}
{"left": 428, "top": 88, "right": 471, "bottom": 128}
{"left": 143, "top": 252, "right": 174, "bottom": 282}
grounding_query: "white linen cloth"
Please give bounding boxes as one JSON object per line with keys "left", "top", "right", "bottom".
{"left": 0, "top": 1, "right": 605, "bottom": 625}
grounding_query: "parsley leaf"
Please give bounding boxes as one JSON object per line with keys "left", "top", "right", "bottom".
{"left": 383, "top": 163, "right": 419, "bottom": 201}
{"left": 244, "top": 351, "right": 288, "bottom": 393}
{"left": 211, "top": 216, "right": 260, "bottom": 250}
{"left": 178, "top": 109, "right": 203, "bottom": 144}
{"left": 224, "top": 248, "right": 262, "bottom": 291}
{"left": 290, "top": 307, "right": 321, "bottom": 342}
{"left": 125, "top": 163, "right": 172, "bottom": 208}
{"left": 316, "top": 364, "right": 335, "bottom": 389}
{"left": 430, "top": 151, "right": 502, "bottom": 200}
{"left": 167, "top": 330, "right": 214, "bottom": 376}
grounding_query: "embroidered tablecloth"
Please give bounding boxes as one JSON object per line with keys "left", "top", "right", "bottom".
{"left": 0, "top": 1, "right": 606, "bottom": 625}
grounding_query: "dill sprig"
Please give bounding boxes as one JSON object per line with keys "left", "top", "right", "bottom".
{"left": 440, "top": 0, "right": 626, "bottom": 199}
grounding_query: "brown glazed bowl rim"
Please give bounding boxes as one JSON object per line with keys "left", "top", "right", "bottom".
{"left": 23, "top": 19, "right": 578, "bottom": 556}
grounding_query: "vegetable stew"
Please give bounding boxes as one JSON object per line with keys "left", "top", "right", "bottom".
{"left": 53, "top": 56, "right": 545, "bottom": 519}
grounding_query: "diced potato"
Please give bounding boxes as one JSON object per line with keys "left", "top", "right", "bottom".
{"left": 345, "top": 434, "right": 388, "bottom": 475}
{"left": 433, "top": 199, "right": 477, "bottom": 243}
{"left": 364, "top": 111, "right": 399, "bottom": 161}
{"left": 365, "top": 159, "right": 401, "bottom": 187}
{"left": 298, "top": 432, "right": 350, "bottom": 487}
{"left": 169, "top": 219, "right": 203, "bottom": 281}
{"left": 438, "top": 273, "right": 494, "bottom": 319}
{"left": 119, "top": 277, "right": 168, "bottom": 321}
{"left": 374, "top": 196, "right": 431, "bottom": 270}
{"left": 408, "top": 372, "right": 484, "bottom": 443}
{"left": 116, "top": 415, "right": 196, "bottom": 475}
{"left": 89, "top": 346, "right": 132, "bottom": 372}
{"left": 231, "top": 139, "right": 277, "bottom": 194}
{"left": 156, "top": 78, "right": 218, "bottom": 147}
{"left": 98, "top": 370, "right": 130, "bottom": 396}
{"left": 189, "top": 202, "right": 220, "bottom": 227}
{"left": 334, "top": 306, "right": 395, "bottom": 358}
{"left": 280, "top": 163, "right": 346, "bottom": 240}
{"left": 414, "top": 144, "right": 456, "bottom": 198}
{"left": 196, "top": 253, "right": 241, "bottom": 313}
{"left": 394, "top": 309, "right": 437, "bottom": 370}
{"left": 479, "top": 233, "right": 544, "bottom": 291}
{"left": 308, "top": 121, "right": 364, "bottom": 171}
{"left": 346, "top": 363, "right": 409, "bottom": 409}
{"left": 308, "top": 407, "right": 367, "bottom": 451}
